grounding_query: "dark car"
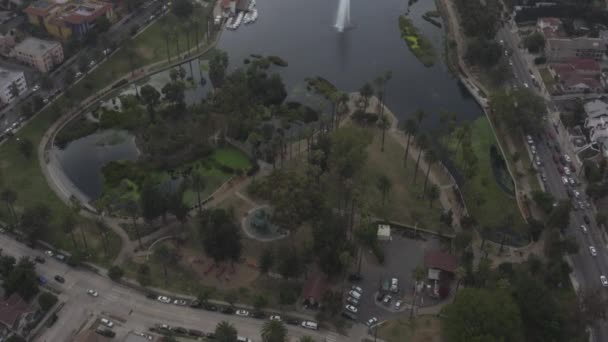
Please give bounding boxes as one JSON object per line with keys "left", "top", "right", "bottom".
{"left": 146, "top": 292, "right": 157, "bottom": 299}
{"left": 348, "top": 273, "right": 363, "bottom": 282}
{"left": 172, "top": 326, "right": 188, "bottom": 334}
{"left": 54, "top": 275, "right": 65, "bottom": 283}
{"left": 34, "top": 256, "right": 45, "bottom": 263}
{"left": 95, "top": 327, "right": 115, "bottom": 338}
{"left": 584, "top": 215, "right": 591, "bottom": 224}
{"left": 206, "top": 332, "right": 216, "bottom": 339}
{"left": 204, "top": 304, "right": 218, "bottom": 311}
{"left": 285, "top": 318, "right": 300, "bottom": 326}
{"left": 189, "top": 300, "right": 201, "bottom": 308}
{"left": 220, "top": 306, "right": 234, "bottom": 315}
{"left": 251, "top": 311, "right": 266, "bottom": 319}
{"left": 188, "top": 329, "right": 204, "bottom": 337}
{"left": 341, "top": 311, "right": 357, "bottom": 321}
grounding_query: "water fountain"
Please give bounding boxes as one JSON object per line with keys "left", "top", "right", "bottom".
{"left": 334, "top": 0, "right": 351, "bottom": 32}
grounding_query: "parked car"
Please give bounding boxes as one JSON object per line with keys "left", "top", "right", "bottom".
{"left": 100, "top": 318, "right": 114, "bottom": 328}
{"left": 366, "top": 317, "right": 378, "bottom": 327}
{"left": 301, "top": 321, "right": 318, "bottom": 330}
{"left": 173, "top": 299, "right": 188, "bottom": 306}
{"left": 157, "top": 296, "right": 171, "bottom": 303}
{"left": 581, "top": 225, "right": 588, "bottom": 233}
{"left": 346, "top": 296, "right": 359, "bottom": 306}
{"left": 251, "top": 311, "right": 265, "bottom": 319}
{"left": 395, "top": 300, "right": 402, "bottom": 309}
{"left": 45, "top": 250, "right": 54, "bottom": 257}
{"left": 584, "top": 215, "right": 591, "bottom": 224}
{"left": 351, "top": 285, "right": 363, "bottom": 294}
{"left": 348, "top": 290, "right": 361, "bottom": 300}
{"left": 390, "top": 278, "right": 399, "bottom": 293}
{"left": 601, "top": 275, "right": 608, "bottom": 287}
{"left": 34, "top": 256, "right": 45, "bottom": 263}
{"left": 204, "top": 304, "right": 218, "bottom": 311}
{"left": 95, "top": 327, "right": 115, "bottom": 337}
{"left": 382, "top": 295, "right": 392, "bottom": 305}
{"left": 54, "top": 254, "right": 66, "bottom": 262}
{"left": 220, "top": 306, "right": 235, "bottom": 315}
{"left": 345, "top": 305, "right": 358, "bottom": 314}
{"left": 87, "top": 289, "right": 99, "bottom": 297}
{"left": 526, "top": 135, "right": 533, "bottom": 144}
{"left": 564, "top": 154, "right": 571, "bottom": 163}
{"left": 269, "top": 315, "right": 281, "bottom": 321}
{"left": 561, "top": 176, "right": 568, "bottom": 185}
{"left": 54, "top": 275, "right": 65, "bottom": 283}
{"left": 589, "top": 246, "right": 598, "bottom": 256}
{"left": 564, "top": 166, "right": 571, "bottom": 175}
{"left": 188, "top": 329, "right": 205, "bottom": 337}
{"left": 235, "top": 309, "right": 250, "bottom": 317}
{"left": 285, "top": 318, "right": 300, "bottom": 326}
{"left": 172, "top": 326, "right": 187, "bottom": 334}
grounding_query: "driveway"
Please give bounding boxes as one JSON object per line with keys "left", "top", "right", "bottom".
{"left": 353, "top": 232, "right": 440, "bottom": 324}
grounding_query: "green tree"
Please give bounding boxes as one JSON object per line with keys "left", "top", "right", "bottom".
{"left": 172, "top": 0, "right": 193, "bottom": 19}
{"left": 3, "top": 257, "right": 38, "bottom": 300}
{"left": 277, "top": 245, "right": 301, "bottom": 280}
{"left": 20, "top": 204, "right": 52, "bottom": 243}
{"left": 532, "top": 190, "right": 555, "bottom": 214}
{"left": 18, "top": 139, "right": 33, "bottom": 159}
{"left": 442, "top": 288, "right": 523, "bottom": 341}
{"left": 298, "top": 337, "right": 316, "bottom": 342}
{"left": 38, "top": 292, "right": 58, "bottom": 311}
{"left": 191, "top": 172, "right": 205, "bottom": 214}
{"left": 253, "top": 294, "right": 268, "bottom": 312}
{"left": 412, "top": 133, "right": 428, "bottom": 183}
{"left": 137, "top": 263, "right": 151, "bottom": 286}
{"left": 261, "top": 320, "right": 287, "bottom": 342}
{"left": 209, "top": 50, "right": 229, "bottom": 88}
{"left": 9, "top": 81, "right": 20, "bottom": 99}
{"left": 423, "top": 149, "right": 438, "bottom": 194}
{"left": 428, "top": 185, "right": 440, "bottom": 208}
{"left": 215, "top": 321, "right": 237, "bottom": 342}
{"left": 62, "top": 212, "right": 78, "bottom": 249}
{"left": 126, "top": 200, "right": 142, "bottom": 248}
{"left": 523, "top": 32, "right": 546, "bottom": 53}
{"left": 546, "top": 200, "right": 571, "bottom": 230}
{"left": 108, "top": 265, "right": 124, "bottom": 281}
{"left": 199, "top": 209, "right": 242, "bottom": 265}
{"left": 402, "top": 118, "right": 418, "bottom": 168}
{"left": 40, "top": 74, "right": 53, "bottom": 91}
{"left": 140, "top": 84, "right": 161, "bottom": 122}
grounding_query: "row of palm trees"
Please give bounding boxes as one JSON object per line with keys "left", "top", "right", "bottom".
{"left": 213, "top": 320, "right": 315, "bottom": 342}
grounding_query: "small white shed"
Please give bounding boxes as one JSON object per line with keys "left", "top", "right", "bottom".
{"left": 377, "top": 224, "right": 391, "bottom": 241}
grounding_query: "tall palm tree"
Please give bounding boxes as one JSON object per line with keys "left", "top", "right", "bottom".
{"left": 261, "top": 320, "right": 287, "bottom": 342}
{"left": 192, "top": 17, "right": 200, "bottom": 51}
{"left": 191, "top": 171, "right": 205, "bottom": 214}
{"left": 428, "top": 185, "right": 440, "bottom": 208}
{"left": 173, "top": 26, "right": 181, "bottom": 58}
{"left": 415, "top": 108, "right": 426, "bottom": 127}
{"left": 338, "top": 91, "right": 350, "bottom": 118}
{"left": 376, "top": 174, "right": 392, "bottom": 208}
{"left": 379, "top": 114, "right": 390, "bottom": 152}
{"left": 126, "top": 200, "right": 142, "bottom": 248}
{"left": 359, "top": 82, "right": 373, "bottom": 111}
{"left": 215, "top": 321, "right": 238, "bottom": 342}
{"left": 95, "top": 219, "right": 110, "bottom": 255}
{"left": 454, "top": 266, "right": 466, "bottom": 292}
{"left": 412, "top": 133, "right": 428, "bottom": 183}
{"left": 62, "top": 213, "right": 78, "bottom": 249}
{"left": 160, "top": 18, "right": 172, "bottom": 62}
{"left": 423, "top": 149, "right": 438, "bottom": 194}
{"left": 402, "top": 118, "right": 417, "bottom": 168}
{"left": 0, "top": 189, "right": 17, "bottom": 229}
{"left": 154, "top": 244, "right": 177, "bottom": 285}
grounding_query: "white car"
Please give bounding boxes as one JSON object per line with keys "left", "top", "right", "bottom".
{"left": 87, "top": 289, "right": 99, "bottom": 297}
{"left": 395, "top": 300, "right": 402, "bottom": 309}
{"left": 573, "top": 190, "right": 580, "bottom": 198}
{"left": 269, "top": 315, "right": 281, "bottom": 321}
{"left": 89, "top": 60, "right": 96, "bottom": 67}
{"left": 564, "top": 154, "right": 571, "bottom": 163}
{"left": 382, "top": 295, "right": 392, "bottom": 304}
{"left": 561, "top": 176, "right": 568, "bottom": 185}
{"left": 581, "top": 225, "right": 588, "bottom": 233}
{"left": 345, "top": 305, "right": 358, "bottom": 314}
{"left": 100, "top": 318, "right": 114, "bottom": 328}
{"left": 530, "top": 145, "right": 536, "bottom": 154}
{"left": 601, "top": 275, "right": 608, "bottom": 287}
{"left": 568, "top": 177, "right": 576, "bottom": 186}
{"left": 523, "top": 82, "right": 529, "bottom": 88}
{"left": 366, "top": 317, "right": 378, "bottom": 327}
{"left": 589, "top": 246, "right": 598, "bottom": 257}
{"left": 235, "top": 309, "right": 250, "bottom": 317}
{"left": 348, "top": 290, "right": 361, "bottom": 300}
{"left": 43, "top": 97, "right": 49, "bottom": 104}
{"left": 564, "top": 166, "right": 571, "bottom": 175}
{"left": 32, "top": 85, "right": 40, "bottom": 92}
{"left": 157, "top": 296, "right": 171, "bottom": 303}
{"left": 173, "top": 299, "right": 188, "bottom": 306}
{"left": 75, "top": 71, "right": 83, "bottom": 78}
{"left": 45, "top": 250, "right": 54, "bottom": 257}
{"left": 301, "top": 321, "right": 318, "bottom": 330}
{"left": 351, "top": 285, "right": 363, "bottom": 294}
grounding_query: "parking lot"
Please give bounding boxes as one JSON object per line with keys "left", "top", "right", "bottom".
{"left": 349, "top": 231, "right": 441, "bottom": 324}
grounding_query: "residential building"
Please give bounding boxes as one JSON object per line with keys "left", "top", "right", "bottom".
{"left": 424, "top": 250, "right": 458, "bottom": 299}
{"left": 537, "top": 17, "right": 563, "bottom": 39}
{"left": 545, "top": 36, "right": 606, "bottom": 62}
{"left": 0, "top": 293, "right": 35, "bottom": 332}
{"left": 0, "top": 67, "right": 27, "bottom": 104}
{"left": 584, "top": 100, "right": 608, "bottom": 156}
{"left": 24, "top": 0, "right": 114, "bottom": 40}
{"left": 12, "top": 37, "right": 63, "bottom": 72}
{"left": 549, "top": 58, "right": 604, "bottom": 94}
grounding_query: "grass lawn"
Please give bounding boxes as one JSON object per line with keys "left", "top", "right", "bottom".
{"left": 444, "top": 117, "right": 528, "bottom": 243}
{"left": 212, "top": 147, "right": 252, "bottom": 171}
{"left": 377, "top": 315, "right": 442, "bottom": 342}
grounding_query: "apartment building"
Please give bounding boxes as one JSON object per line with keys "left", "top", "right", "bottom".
{"left": 0, "top": 67, "right": 27, "bottom": 104}
{"left": 12, "top": 37, "right": 63, "bottom": 72}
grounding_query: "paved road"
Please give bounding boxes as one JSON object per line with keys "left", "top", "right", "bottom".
{"left": 0, "top": 234, "right": 345, "bottom": 342}
{"left": 498, "top": 21, "right": 608, "bottom": 342}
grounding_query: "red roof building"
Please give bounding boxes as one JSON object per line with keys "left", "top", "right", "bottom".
{"left": 0, "top": 293, "right": 33, "bottom": 330}
{"left": 549, "top": 58, "right": 604, "bottom": 94}
{"left": 301, "top": 272, "right": 328, "bottom": 307}
{"left": 424, "top": 250, "right": 458, "bottom": 274}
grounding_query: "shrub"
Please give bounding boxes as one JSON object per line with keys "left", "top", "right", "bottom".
{"left": 38, "top": 292, "right": 58, "bottom": 312}
{"left": 108, "top": 266, "right": 124, "bottom": 281}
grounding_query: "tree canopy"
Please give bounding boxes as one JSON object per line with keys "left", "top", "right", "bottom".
{"left": 199, "top": 209, "right": 242, "bottom": 264}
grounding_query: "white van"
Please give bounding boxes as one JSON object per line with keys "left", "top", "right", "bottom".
{"left": 301, "top": 321, "right": 318, "bottom": 330}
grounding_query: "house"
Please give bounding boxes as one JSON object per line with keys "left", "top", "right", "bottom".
{"left": 24, "top": 0, "right": 114, "bottom": 40}
{"left": 0, "top": 293, "right": 34, "bottom": 331}
{"left": 584, "top": 100, "right": 608, "bottom": 157}
{"left": 12, "top": 37, "right": 64, "bottom": 73}
{"left": 0, "top": 67, "right": 27, "bottom": 104}
{"left": 301, "top": 272, "right": 328, "bottom": 308}
{"left": 549, "top": 59, "right": 603, "bottom": 94}
{"left": 536, "top": 17, "right": 563, "bottom": 39}
{"left": 424, "top": 250, "right": 457, "bottom": 299}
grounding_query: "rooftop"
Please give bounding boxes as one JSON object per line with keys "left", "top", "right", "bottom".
{"left": 59, "top": 0, "right": 111, "bottom": 25}
{"left": 424, "top": 250, "right": 458, "bottom": 273}
{"left": 301, "top": 272, "right": 328, "bottom": 302}
{"left": 14, "top": 37, "right": 60, "bottom": 55}
{"left": 584, "top": 100, "right": 608, "bottom": 119}
{"left": 0, "top": 66, "right": 24, "bottom": 85}
{"left": 24, "top": 0, "right": 56, "bottom": 16}
{"left": 0, "top": 293, "right": 32, "bottom": 329}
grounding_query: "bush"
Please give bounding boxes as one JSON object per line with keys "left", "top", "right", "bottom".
{"left": 108, "top": 265, "right": 124, "bottom": 281}
{"left": 38, "top": 292, "right": 58, "bottom": 312}
{"left": 247, "top": 161, "right": 260, "bottom": 176}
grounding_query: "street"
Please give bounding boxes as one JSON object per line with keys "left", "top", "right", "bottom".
{"left": 0, "top": 234, "right": 345, "bottom": 342}
{"left": 498, "top": 20, "right": 608, "bottom": 342}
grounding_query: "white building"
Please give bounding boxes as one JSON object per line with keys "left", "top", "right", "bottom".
{"left": 584, "top": 100, "right": 608, "bottom": 156}
{"left": 0, "top": 67, "right": 27, "bottom": 104}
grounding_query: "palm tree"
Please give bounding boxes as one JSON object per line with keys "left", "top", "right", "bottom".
{"left": 261, "top": 320, "right": 287, "bottom": 342}
{"left": 95, "top": 219, "right": 110, "bottom": 255}
{"left": 191, "top": 171, "right": 205, "bottom": 214}
{"left": 423, "top": 149, "right": 438, "bottom": 194}
{"left": 215, "top": 321, "right": 238, "bottom": 342}
{"left": 402, "top": 118, "right": 417, "bottom": 168}
{"left": 359, "top": 82, "right": 373, "bottom": 111}
{"left": 154, "top": 244, "right": 178, "bottom": 285}
{"left": 379, "top": 114, "right": 390, "bottom": 152}
{"left": 410, "top": 265, "right": 426, "bottom": 318}
{"left": 412, "top": 133, "right": 428, "bottom": 183}
{"left": 415, "top": 108, "right": 426, "bottom": 126}
{"left": 376, "top": 174, "right": 392, "bottom": 208}
{"left": 123, "top": 41, "right": 137, "bottom": 77}
{"left": 126, "top": 200, "right": 142, "bottom": 248}
{"left": 70, "top": 202, "right": 89, "bottom": 250}
{"left": 173, "top": 26, "right": 181, "bottom": 58}
{"left": 62, "top": 213, "right": 78, "bottom": 249}
{"left": 428, "top": 185, "right": 440, "bottom": 208}
{"left": 160, "top": 18, "right": 172, "bottom": 62}
{"left": 338, "top": 91, "right": 350, "bottom": 117}
{"left": 0, "top": 189, "right": 17, "bottom": 229}
{"left": 192, "top": 17, "right": 201, "bottom": 51}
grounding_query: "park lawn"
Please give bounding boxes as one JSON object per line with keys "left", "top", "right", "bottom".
{"left": 182, "top": 167, "right": 232, "bottom": 206}
{"left": 212, "top": 147, "right": 252, "bottom": 171}
{"left": 377, "top": 316, "right": 442, "bottom": 342}
{"left": 362, "top": 127, "right": 447, "bottom": 232}
{"left": 445, "top": 117, "right": 528, "bottom": 242}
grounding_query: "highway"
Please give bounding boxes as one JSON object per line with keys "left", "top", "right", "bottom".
{"left": 497, "top": 21, "right": 608, "bottom": 341}
{"left": 0, "top": 234, "right": 344, "bottom": 342}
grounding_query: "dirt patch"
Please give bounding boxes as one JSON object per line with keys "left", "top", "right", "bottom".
{"left": 136, "top": 46, "right": 155, "bottom": 61}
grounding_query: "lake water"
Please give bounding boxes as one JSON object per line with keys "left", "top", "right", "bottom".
{"left": 55, "top": 0, "right": 484, "bottom": 201}
{"left": 217, "top": 0, "right": 483, "bottom": 127}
